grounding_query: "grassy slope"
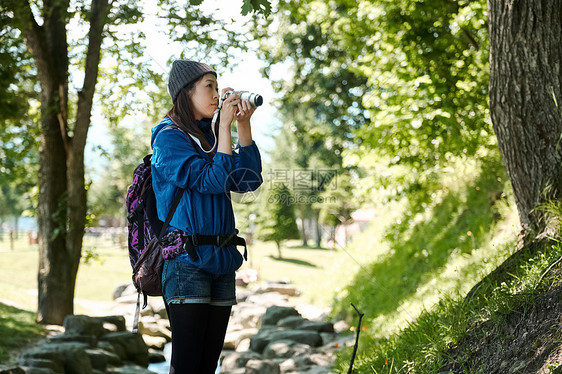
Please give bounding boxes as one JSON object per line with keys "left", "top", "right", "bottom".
{"left": 329, "top": 154, "right": 546, "bottom": 372}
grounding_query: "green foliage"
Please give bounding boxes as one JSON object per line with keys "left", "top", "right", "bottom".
{"left": 253, "top": 0, "right": 369, "bottom": 158}
{"left": 242, "top": 0, "right": 272, "bottom": 16}
{"left": 87, "top": 116, "right": 155, "bottom": 225}
{"left": 255, "top": 183, "right": 300, "bottom": 256}
{"left": 314, "top": 170, "right": 357, "bottom": 228}
{"left": 0, "top": 13, "right": 39, "bottom": 198}
{"left": 253, "top": 0, "right": 490, "bottom": 172}
{"left": 355, "top": 0, "right": 491, "bottom": 168}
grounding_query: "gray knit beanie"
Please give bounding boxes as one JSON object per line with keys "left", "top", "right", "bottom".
{"left": 168, "top": 60, "right": 217, "bottom": 103}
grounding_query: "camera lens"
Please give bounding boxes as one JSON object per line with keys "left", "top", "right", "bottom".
{"left": 253, "top": 95, "right": 263, "bottom": 107}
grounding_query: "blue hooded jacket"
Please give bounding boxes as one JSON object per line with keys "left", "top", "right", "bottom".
{"left": 151, "top": 116, "right": 263, "bottom": 273}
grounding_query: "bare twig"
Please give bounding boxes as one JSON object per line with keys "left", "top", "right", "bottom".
{"left": 348, "top": 303, "right": 365, "bottom": 374}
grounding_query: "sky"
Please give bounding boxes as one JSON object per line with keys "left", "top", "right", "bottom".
{"left": 86, "top": 0, "right": 281, "bottom": 171}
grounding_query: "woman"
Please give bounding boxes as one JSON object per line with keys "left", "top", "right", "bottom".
{"left": 151, "top": 60, "right": 263, "bottom": 373}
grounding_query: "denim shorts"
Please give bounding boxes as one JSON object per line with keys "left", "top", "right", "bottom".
{"left": 162, "top": 257, "right": 237, "bottom": 306}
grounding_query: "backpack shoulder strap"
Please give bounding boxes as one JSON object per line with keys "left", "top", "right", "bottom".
{"left": 157, "top": 187, "right": 184, "bottom": 241}
{"left": 152, "top": 121, "right": 195, "bottom": 240}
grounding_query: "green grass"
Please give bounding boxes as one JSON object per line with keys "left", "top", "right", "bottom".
{"left": 0, "top": 233, "right": 133, "bottom": 313}
{"left": 0, "top": 302, "right": 46, "bottom": 364}
{"left": 333, "top": 239, "right": 562, "bottom": 373}
{"left": 0, "top": 232, "right": 344, "bottom": 314}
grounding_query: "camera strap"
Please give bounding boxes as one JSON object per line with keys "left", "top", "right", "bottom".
{"left": 196, "top": 94, "right": 224, "bottom": 154}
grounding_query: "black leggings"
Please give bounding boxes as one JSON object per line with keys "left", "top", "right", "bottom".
{"left": 166, "top": 303, "right": 232, "bottom": 374}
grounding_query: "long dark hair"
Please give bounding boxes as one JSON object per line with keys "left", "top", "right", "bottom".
{"left": 167, "top": 76, "right": 218, "bottom": 157}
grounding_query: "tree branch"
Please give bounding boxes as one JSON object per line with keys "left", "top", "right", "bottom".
{"left": 461, "top": 27, "right": 479, "bottom": 50}
{"left": 13, "top": 1, "right": 49, "bottom": 83}
{"left": 74, "top": 0, "right": 111, "bottom": 152}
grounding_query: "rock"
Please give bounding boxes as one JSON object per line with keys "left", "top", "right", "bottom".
{"left": 47, "top": 334, "right": 97, "bottom": 346}
{"left": 95, "top": 315, "right": 127, "bottom": 332}
{"left": 20, "top": 342, "right": 92, "bottom": 374}
{"left": 96, "top": 341, "right": 118, "bottom": 356}
{"left": 298, "top": 366, "right": 335, "bottom": 374}
{"left": 220, "top": 351, "right": 262, "bottom": 372}
{"left": 112, "top": 284, "right": 129, "bottom": 300}
{"left": 246, "top": 292, "right": 290, "bottom": 307}
{"left": 236, "top": 288, "right": 254, "bottom": 302}
{"left": 245, "top": 359, "right": 281, "bottom": 374}
{"left": 295, "top": 304, "right": 329, "bottom": 321}
{"left": 18, "top": 358, "right": 63, "bottom": 374}
{"left": 112, "top": 283, "right": 137, "bottom": 300}
{"left": 100, "top": 331, "right": 149, "bottom": 367}
{"left": 255, "top": 283, "right": 299, "bottom": 297}
{"left": 148, "top": 349, "right": 166, "bottom": 363}
{"left": 250, "top": 329, "right": 322, "bottom": 353}
{"left": 105, "top": 365, "right": 155, "bottom": 374}
{"left": 19, "top": 368, "right": 57, "bottom": 374}
{"left": 262, "top": 339, "right": 312, "bottom": 359}
{"left": 0, "top": 367, "right": 25, "bottom": 374}
{"left": 63, "top": 315, "right": 106, "bottom": 338}
{"left": 276, "top": 315, "right": 335, "bottom": 334}
{"left": 299, "top": 321, "right": 334, "bottom": 333}
{"left": 320, "top": 335, "right": 354, "bottom": 350}
{"left": 260, "top": 306, "right": 300, "bottom": 326}
{"left": 277, "top": 315, "right": 307, "bottom": 329}
{"left": 231, "top": 303, "right": 267, "bottom": 330}
{"left": 333, "top": 320, "right": 349, "bottom": 333}
{"left": 113, "top": 294, "right": 138, "bottom": 305}
{"left": 93, "top": 347, "right": 121, "bottom": 366}
{"left": 236, "top": 338, "right": 251, "bottom": 352}
{"left": 84, "top": 348, "right": 109, "bottom": 371}
{"left": 307, "top": 353, "right": 334, "bottom": 367}
{"left": 142, "top": 335, "right": 168, "bottom": 350}
{"left": 279, "top": 358, "right": 297, "bottom": 373}
{"left": 137, "top": 318, "right": 171, "bottom": 340}
{"left": 223, "top": 369, "right": 246, "bottom": 374}
{"left": 149, "top": 301, "right": 168, "bottom": 320}
{"left": 223, "top": 328, "right": 258, "bottom": 350}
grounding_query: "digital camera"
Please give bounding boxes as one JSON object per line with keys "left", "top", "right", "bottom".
{"left": 224, "top": 90, "right": 263, "bottom": 107}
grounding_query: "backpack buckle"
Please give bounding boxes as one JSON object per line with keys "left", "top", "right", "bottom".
{"left": 191, "top": 233, "right": 200, "bottom": 246}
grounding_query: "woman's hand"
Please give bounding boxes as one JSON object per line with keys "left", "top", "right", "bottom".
{"left": 219, "top": 87, "right": 240, "bottom": 128}
{"left": 236, "top": 99, "right": 255, "bottom": 147}
{"left": 235, "top": 99, "right": 256, "bottom": 127}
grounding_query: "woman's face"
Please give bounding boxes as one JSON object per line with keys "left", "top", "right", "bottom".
{"left": 190, "top": 73, "right": 219, "bottom": 121}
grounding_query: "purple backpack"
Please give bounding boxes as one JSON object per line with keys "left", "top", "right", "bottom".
{"left": 125, "top": 125, "right": 185, "bottom": 332}
{"left": 126, "top": 154, "right": 163, "bottom": 269}
{"left": 126, "top": 125, "right": 185, "bottom": 269}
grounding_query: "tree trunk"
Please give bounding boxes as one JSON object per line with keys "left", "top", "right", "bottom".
{"left": 16, "top": 0, "right": 109, "bottom": 324}
{"left": 314, "top": 210, "right": 322, "bottom": 248}
{"left": 488, "top": 0, "right": 562, "bottom": 239}
{"left": 37, "top": 90, "right": 71, "bottom": 325}
{"left": 276, "top": 241, "right": 282, "bottom": 258}
{"left": 25, "top": 0, "right": 73, "bottom": 325}
{"left": 299, "top": 207, "right": 308, "bottom": 246}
